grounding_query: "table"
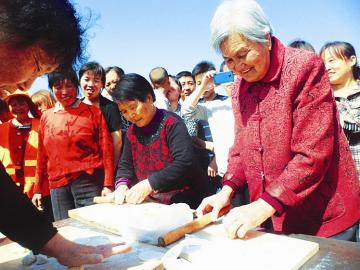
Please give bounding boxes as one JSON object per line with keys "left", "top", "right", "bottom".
{"left": 1, "top": 218, "right": 359, "bottom": 269}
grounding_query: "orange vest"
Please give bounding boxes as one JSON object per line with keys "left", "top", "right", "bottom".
{"left": 0, "top": 119, "right": 49, "bottom": 198}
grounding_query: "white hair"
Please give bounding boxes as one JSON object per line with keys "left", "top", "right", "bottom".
{"left": 211, "top": 0, "right": 273, "bottom": 53}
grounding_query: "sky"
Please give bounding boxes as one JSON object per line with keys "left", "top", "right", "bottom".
{"left": 29, "top": 0, "right": 360, "bottom": 94}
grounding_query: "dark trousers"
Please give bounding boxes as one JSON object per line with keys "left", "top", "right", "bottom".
{"left": 50, "top": 171, "right": 103, "bottom": 221}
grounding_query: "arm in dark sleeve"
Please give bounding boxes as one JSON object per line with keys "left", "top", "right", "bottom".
{"left": 0, "top": 163, "right": 57, "bottom": 253}
{"left": 115, "top": 134, "right": 137, "bottom": 188}
{"left": 148, "top": 120, "right": 193, "bottom": 191}
{"left": 101, "top": 101, "right": 122, "bottom": 133}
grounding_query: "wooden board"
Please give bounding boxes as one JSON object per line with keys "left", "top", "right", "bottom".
{"left": 68, "top": 203, "right": 319, "bottom": 269}
{"left": 179, "top": 223, "right": 319, "bottom": 270}
{"left": 0, "top": 225, "right": 165, "bottom": 270}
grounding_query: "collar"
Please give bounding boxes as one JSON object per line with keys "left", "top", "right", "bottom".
{"left": 260, "top": 36, "right": 285, "bottom": 83}
{"left": 53, "top": 99, "right": 81, "bottom": 113}
{"left": 138, "top": 108, "right": 164, "bottom": 136}
{"left": 239, "top": 36, "right": 285, "bottom": 93}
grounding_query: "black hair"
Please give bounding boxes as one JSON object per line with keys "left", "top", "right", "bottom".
{"left": 219, "top": 61, "right": 227, "bottom": 72}
{"left": 169, "top": 75, "right": 182, "bottom": 90}
{"left": 192, "top": 61, "right": 216, "bottom": 77}
{"left": 288, "top": 39, "right": 315, "bottom": 52}
{"left": 112, "top": 73, "right": 155, "bottom": 102}
{"left": 0, "top": 99, "right": 9, "bottom": 113}
{"left": 0, "top": 0, "right": 86, "bottom": 69}
{"left": 320, "top": 41, "right": 360, "bottom": 80}
{"left": 7, "top": 95, "right": 42, "bottom": 119}
{"left": 105, "top": 66, "right": 125, "bottom": 78}
{"left": 47, "top": 67, "right": 79, "bottom": 90}
{"left": 79, "top": 61, "right": 106, "bottom": 86}
{"left": 176, "top": 71, "right": 194, "bottom": 81}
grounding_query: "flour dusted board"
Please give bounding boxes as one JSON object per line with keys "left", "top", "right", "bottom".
{"left": 180, "top": 223, "right": 319, "bottom": 270}
{"left": 0, "top": 225, "right": 165, "bottom": 270}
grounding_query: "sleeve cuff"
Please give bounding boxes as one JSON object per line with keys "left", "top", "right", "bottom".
{"left": 115, "top": 177, "right": 130, "bottom": 189}
{"left": 222, "top": 181, "right": 238, "bottom": 193}
{"left": 261, "top": 192, "right": 284, "bottom": 216}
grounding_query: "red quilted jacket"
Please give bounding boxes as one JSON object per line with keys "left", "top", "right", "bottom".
{"left": 223, "top": 37, "right": 360, "bottom": 237}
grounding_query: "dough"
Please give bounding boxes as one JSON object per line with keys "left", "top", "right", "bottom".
{"left": 35, "top": 254, "right": 48, "bottom": 265}
{"left": 21, "top": 251, "right": 36, "bottom": 266}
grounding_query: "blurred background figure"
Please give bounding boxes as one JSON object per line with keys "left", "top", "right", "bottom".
{"left": 0, "top": 99, "right": 12, "bottom": 123}
{"left": 31, "top": 90, "right": 57, "bottom": 112}
{"left": 176, "top": 71, "right": 196, "bottom": 101}
{"left": 79, "top": 61, "right": 125, "bottom": 165}
{"left": 149, "top": 66, "right": 171, "bottom": 110}
{"left": 0, "top": 90, "right": 53, "bottom": 220}
{"left": 288, "top": 39, "right": 315, "bottom": 52}
{"left": 104, "top": 66, "right": 125, "bottom": 101}
{"left": 320, "top": 41, "right": 360, "bottom": 176}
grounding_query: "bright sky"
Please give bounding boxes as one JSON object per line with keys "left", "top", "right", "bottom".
{"left": 29, "top": 0, "right": 360, "bottom": 94}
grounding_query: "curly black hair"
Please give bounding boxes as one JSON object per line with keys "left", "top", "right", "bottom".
{"left": 0, "top": 0, "right": 86, "bottom": 69}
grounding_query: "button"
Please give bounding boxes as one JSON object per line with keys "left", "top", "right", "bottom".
{"left": 17, "top": 161, "right": 21, "bottom": 165}
{"left": 17, "top": 145, "right": 22, "bottom": 149}
{"left": 261, "top": 171, "right": 265, "bottom": 180}
{"left": 258, "top": 147, "right": 263, "bottom": 153}
{"left": 17, "top": 132, "right": 21, "bottom": 135}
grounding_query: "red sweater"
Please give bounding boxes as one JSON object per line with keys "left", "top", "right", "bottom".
{"left": 34, "top": 102, "right": 114, "bottom": 192}
{"left": 223, "top": 37, "right": 360, "bottom": 237}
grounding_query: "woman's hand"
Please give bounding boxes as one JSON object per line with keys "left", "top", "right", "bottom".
{"left": 32, "top": 193, "right": 43, "bottom": 210}
{"left": 125, "top": 180, "right": 152, "bottom": 204}
{"left": 208, "top": 158, "right": 218, "bottom": 177}
{"left": 40, "top": 232, "right": 131, "bottom": 267}
{"left": 223, "top": 199, "right": 276, "bottom": 239}
{"left": 196, "top": 185, "right": 233, "bottom": 221}
{"left": 113, "top": 185, "right": 129, "bottom": 205}
{"left": 101, "top": 187, "right": 112, "bottom": 197}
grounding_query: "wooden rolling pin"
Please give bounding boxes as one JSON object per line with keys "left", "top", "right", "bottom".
{"left": 158, "top": 205, "right": 231, "bottom": 247}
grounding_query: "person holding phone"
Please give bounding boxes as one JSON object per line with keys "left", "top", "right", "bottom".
{"left": 181, "top": 67, "right": 235, "bottom": 194}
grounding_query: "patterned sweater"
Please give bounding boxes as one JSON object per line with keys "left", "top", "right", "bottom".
{"left": 115, "top": 109, "right": 207, "bottom": 208}
{"left": 223, "top": 37, "right": 360, "bottom": 237}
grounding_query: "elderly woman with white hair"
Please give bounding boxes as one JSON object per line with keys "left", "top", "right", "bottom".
{"left": 197, "top": 0, "right": 360, "bottom": 241}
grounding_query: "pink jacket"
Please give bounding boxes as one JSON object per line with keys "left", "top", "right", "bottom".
{"left": 223, "top": 37, "right": 360, "bottom": 237}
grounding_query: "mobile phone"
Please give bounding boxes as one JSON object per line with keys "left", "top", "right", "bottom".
{"left": 213, "top": 71, "right": 234, "bottom": 85}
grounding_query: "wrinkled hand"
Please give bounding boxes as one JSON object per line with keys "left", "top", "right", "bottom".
{"left": 40, "top": 232, "right": 131, "bottom": 267}
{"left": 208, "top": 158, "right": 218, "bottom": 177}
{"left": 196, "top": 186, "right": 233, "bottom": 221}
{"left": 222, "top": 199, "right": 276, "bottom": 239}
{"left": 31, "top": 193, "right": 43, "bottom": 210}
{"left": 101, "top": 187, "right": 112, "bottom": 197}
{"left": 113, "top": 185, "right": 129, "bottom": 205}
{"left": 125, "top": 180, "right": 153, "bottom": 204}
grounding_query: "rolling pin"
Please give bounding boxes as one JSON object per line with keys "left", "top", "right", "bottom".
{"left": 158, "top": 205, "right": 231, "bottom": 247}
{"left": 93, "top": 196, "right": 114, "bottom": 204}
{"left": 93, "top": 196, "right": 157, "bottom": 204}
